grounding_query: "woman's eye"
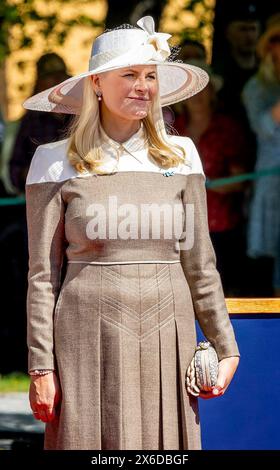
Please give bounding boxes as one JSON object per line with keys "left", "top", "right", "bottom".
{"left": 123, "top": 74, "right": 156, "bottom": 79}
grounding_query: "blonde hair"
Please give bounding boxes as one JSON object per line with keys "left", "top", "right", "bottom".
{"left": 65, "top": 76, "right": 188, "bottom": 175}
{"left": 257, "top": 52, "right": 280, "bottom": 86}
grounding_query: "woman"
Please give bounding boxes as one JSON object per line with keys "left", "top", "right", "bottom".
{"left": 23, "top": 16, "right": 240, "bottom": 450}
{"left": 242, "top": 14, "right": 280, "bottom": 296}
{"left": 174, "top": 60, "right": 250, "bottom": 296}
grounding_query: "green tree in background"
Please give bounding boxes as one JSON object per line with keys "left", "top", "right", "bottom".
{"left": 0, "top": 0, "right": 102, "bottom": 64}
{"left": 178, "top": 0, "right": 215, "bottom": 44}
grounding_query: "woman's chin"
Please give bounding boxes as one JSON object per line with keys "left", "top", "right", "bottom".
{"left": 123, "top": 110, "right": 148, "bottom": 119}
{"left": 127, "top": 101, "right": 150, "bottom": 114}
{"left": 134, "top": 110, "right": 148, "bottom": 118}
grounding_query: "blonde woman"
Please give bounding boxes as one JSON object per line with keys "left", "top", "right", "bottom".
{"left": 24, "top": 16, "right": 240, "bottom": 450}
{"left": 242, "top": 14, "right": 280, "bottom": 296}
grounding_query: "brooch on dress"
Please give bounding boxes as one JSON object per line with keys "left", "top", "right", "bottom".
{"left": 162, "top": 170, "right": 175, "bottom": 177}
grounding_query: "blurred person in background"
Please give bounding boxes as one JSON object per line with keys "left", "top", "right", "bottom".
{"left": 178, "top": 38, "right": 207, "bottom": 62}
{"left": 242, "top": 13, "right": 280, "bottom": 297}
{"left": 212, "top": 2, "right": 261, "bottom": 172}
{"left": 9, "top": 53, "right": 72, "bottom": 193}
{"left": 212, "top": 2, "right": 261, "bottom": 122}
{"left": 174, "top": 60, "right": 251, "bottom": 296}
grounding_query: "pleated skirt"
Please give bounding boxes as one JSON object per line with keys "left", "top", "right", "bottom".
{"left": 44, "top": 262, "right": 201, "bottom": 450}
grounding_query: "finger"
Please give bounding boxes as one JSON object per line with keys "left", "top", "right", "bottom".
{"left": 212, "top": 385, "right": 223, "bottom": 395}
{"left": 32, "top": 410, "right": 41, "bottom": 420}
{"left": 41, "top": 410, "right": 50, "bottom": 423}
{"left": 37, "top": 408, "right": 49, "bottom": 423}
{"left": 187, "top": 386, "right": 200, "bottom": 397}
{"left": 45, "top": 406, "right": 56, "bottom": 422}
{"left": 200, "top": 393, "right": 223, "bottom": 399}
{"left": 199, "top": 391, "right": 215, "bottom": 400}
{"left": 199, "top": 389, "right": 224, "bottom": 399}
{"left": 223, "top": 384, "right": 229, "bottom": 394}
{"left": 212, "top": 373, "right": 227, "bottom": 395}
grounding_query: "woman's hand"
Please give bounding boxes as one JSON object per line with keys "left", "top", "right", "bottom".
{"left": 29, "top": 372, "right": 62, "bottom": 423}
{"left": 199, "top": 356, "right": 240, "bottom": 400}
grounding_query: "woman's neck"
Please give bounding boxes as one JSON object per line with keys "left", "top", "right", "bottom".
{"left": 100, "top": 109, "right": 141, "bottom": 143}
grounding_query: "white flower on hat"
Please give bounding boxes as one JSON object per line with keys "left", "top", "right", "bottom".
{"left": 136, "top": 16, "right": 172, "bottom": 61}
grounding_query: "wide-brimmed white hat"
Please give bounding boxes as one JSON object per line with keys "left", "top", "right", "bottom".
{"left": 22, "top": 16, "right": 209, "bottom": 115}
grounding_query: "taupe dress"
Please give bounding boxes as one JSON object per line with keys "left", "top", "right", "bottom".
{"left": 25, "top": 124, "right": 240, "bottom": 450}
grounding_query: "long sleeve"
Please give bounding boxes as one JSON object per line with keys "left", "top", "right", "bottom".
{"left": 179, "top": 139, "right": 240, "bottom": 361}
{"left": 25, "top": 145, "right": 66, "bottom": 371}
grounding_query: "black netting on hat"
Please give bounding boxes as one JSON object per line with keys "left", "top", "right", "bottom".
{"left": 103, "top": 23, "right": 183, "bottom": 63}
{"left": 166, "top": 45, "right": 183, "bottom": 63}
{"left": 103, "top": 24, "right": 138, "bottom": 33}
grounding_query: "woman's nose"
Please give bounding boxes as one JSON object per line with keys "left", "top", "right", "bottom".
{"left": 134, "top": 78, "right": 149, "bottom": 92}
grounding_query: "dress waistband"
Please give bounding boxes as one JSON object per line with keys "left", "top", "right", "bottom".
{"left": 67, "top": 260, "right": 181, "bottom": 265}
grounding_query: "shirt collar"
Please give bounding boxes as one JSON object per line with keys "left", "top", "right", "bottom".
{"left": 99, "top": 121, "right": 148, "bottom": 155}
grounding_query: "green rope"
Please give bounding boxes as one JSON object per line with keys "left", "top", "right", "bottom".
{"left": 0, "top": 166, "right": 280, "bottom": 206}
{"left": 0, "top": 196, "right": 26, "bottom": 207}
{"left": 206, "top": 167, "right": 280, "bottom": 188}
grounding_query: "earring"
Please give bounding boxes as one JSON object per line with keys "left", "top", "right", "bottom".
{"left": 96, "top": 90, "right": 102, "bottom": 101}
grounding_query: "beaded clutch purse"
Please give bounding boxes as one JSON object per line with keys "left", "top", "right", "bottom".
{"left": 185, "top": 341, "right": 219, "bottom": 396}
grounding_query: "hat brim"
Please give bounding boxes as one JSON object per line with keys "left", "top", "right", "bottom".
{"left": 22, "top": 62, "right": 209, "bottom": 114}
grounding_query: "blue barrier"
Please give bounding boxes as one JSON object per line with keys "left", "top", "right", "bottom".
{"left": 196, "top": 316, "right": 280, "bottom": 450}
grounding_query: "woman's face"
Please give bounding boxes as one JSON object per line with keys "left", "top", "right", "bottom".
{"left": 91, "top": 65, "right": 158, "bottom": 121}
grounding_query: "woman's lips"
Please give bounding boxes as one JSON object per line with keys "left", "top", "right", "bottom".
{"left": 128, "top": 97, "right": 150, "bottom": 101}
